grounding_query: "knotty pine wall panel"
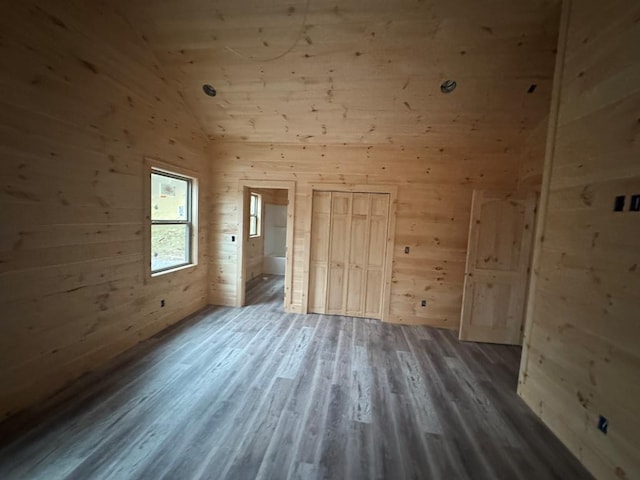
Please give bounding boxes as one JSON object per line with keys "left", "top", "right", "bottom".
{"left": 518, "top": 0, "right": 640, "bottom": 478}
{"left": 125, "top": 0, "right": 561, "bottom": 144}
{"left": 517, "top": 114, "right": 550, "bottom": 192}
{"left": 0, "top": 0, "right": 211, "bottom": 420}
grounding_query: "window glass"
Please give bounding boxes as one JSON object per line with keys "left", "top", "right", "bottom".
{"left": 150, "top": 169, "right": 194, "bottom": 274}
{"left": 151, "top": 173, "right": 189, "bottom": 221}
{"left": 249, "top": 193, "right": 261, "bottom": 237}
{"left": 151, "top": 224, "right": 189, "bottom": 272}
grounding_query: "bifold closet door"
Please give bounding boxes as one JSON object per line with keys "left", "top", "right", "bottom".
{"left": 308, "top": 191, "right": 390, "bottom": 319}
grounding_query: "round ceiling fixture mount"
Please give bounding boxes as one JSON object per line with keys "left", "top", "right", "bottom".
{"left": 202, "top": 84, "right": 217, "bottom": 97}
{"left": 440, "top": 79, "right": 457, "bottom": 94}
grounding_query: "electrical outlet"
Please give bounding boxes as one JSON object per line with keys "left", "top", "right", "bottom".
{"left": 160, "top": 299, "right": 165, "bottom": 308}
{"left": 614, "top": 195, "right": 625, "bottom": 212}
{"left": 421, "top": 300, "right": 427, "bottom": 307}
{"left": 630, "top": 194, "right": 640, "bottom": 212}
{"left": 405, "top": 246, "right": 410, "bottom": 254}
{"left": 597, "top": 415, "right": 608, "bottom": 434}
{"left": 231, "top": 235, "right": 236, "bottom": 242}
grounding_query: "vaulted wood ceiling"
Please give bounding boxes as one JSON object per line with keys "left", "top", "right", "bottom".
{"left": 120, "top": 0, "right": 560, "bottom": 146}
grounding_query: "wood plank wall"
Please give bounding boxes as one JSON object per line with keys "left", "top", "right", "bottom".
{"left": 518, "top": 0, "right": 640, "bottom": 478}
{"left": 517, "top": 115, "right": 549, "bottom": 192}
{"left": 0, "top": 0, "right": 211, "bottom": 420}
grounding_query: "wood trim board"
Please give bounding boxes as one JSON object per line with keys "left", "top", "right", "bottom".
{"left": 517, "top": 0, "right": 572, "bottom": 392}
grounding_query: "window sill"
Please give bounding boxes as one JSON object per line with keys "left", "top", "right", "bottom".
{"left": 147, "top": 262, "right": 197, "bottom": 283}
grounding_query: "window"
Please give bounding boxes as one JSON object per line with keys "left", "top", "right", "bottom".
{"left": 150, "top": 169, "right": 196, "bottom": 274}
{"left": 249, "top": 192, "right": 261, "bottom": 237}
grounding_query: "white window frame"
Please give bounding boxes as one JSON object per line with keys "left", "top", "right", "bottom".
{"left": 249, "top": 192, "right": 262, "bottom": 238}
{"left": 144, "top": 158, "right": 199, "bottom": 280}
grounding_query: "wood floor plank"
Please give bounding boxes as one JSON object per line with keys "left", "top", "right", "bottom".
{"left": 316, "top": 383, "right": 351, "bottom": 480}
{"left": 0, "top": 275, "right": 594, "bottom": 480}
{"left": 350, "top": 345, "right": 373, "bottom": 424}
{"left": 276, "top": 326, "right": 314, "bottom": 380}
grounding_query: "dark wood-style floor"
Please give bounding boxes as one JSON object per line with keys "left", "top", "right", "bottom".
{"left": 0, "top": 275, "right": 592, "bottom": 480}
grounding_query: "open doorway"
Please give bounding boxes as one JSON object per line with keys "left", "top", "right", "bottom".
{"left": 236, "top": 180, "right": 295, "bottom": 311}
